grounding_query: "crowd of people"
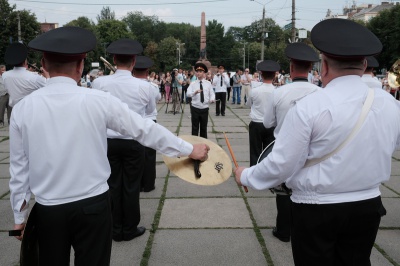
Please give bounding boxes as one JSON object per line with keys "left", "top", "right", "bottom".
{"left": 2, "top": 17, "right": 400, "bottom": 266}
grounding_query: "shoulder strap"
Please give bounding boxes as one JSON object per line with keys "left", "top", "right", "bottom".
{"left": 304, "top": 88, "right": 375, "bottom": 168}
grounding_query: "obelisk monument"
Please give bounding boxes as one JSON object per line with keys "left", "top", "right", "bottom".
{"left": 197, "top": 12, "right": 214, "bottom": 72}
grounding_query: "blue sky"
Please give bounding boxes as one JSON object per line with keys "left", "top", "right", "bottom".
{"left": 10, "top": 0, "right": 388, "bottom": 30}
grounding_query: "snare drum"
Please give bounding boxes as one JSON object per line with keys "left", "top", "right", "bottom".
{"left": 257, "top": 140, "right": 292, "bottom": 195}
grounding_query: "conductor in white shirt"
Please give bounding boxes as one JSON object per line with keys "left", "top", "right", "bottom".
{"left": 212, "top": 64, "right": 230, "bottom": 116}
{"left": 235, "top": 19, "right": 399, "bottom": 265}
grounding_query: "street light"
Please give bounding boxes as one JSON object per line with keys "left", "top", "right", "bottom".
{"left": 176, "top": 42, "right": 185, "bottom": 66}
{"left": 250, "top": 0, "right": 267, "bottom": 61}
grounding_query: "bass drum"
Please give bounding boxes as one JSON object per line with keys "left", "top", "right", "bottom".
{"left": 257, "top": 140, "right": 292, "bottom": 195}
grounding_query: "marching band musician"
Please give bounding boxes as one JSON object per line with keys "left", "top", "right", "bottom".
{"left": 132, "top": 55, "right": 161, "bottom": 192}
{"left": 247, "top": 60, "right": 279, "bottom": 167}
{"left": 212, "top": 64, "right": 230, "bottom": 116}
{"left": 362, "top": 56, "right": 382, "bottom": 89}
{"left": 2, "top": 43, "right": 48, "bottom": 110}
{"left": 91, "top": 39, "right": 156, "bottom": 242}
{"left": 9, "top": 27, "right": 209, "bottom": 265}
{"left": 187, "top": 62, "right": 215, "bottom": 138}
{"left": 235, "top": 19, "right": 399, "bottom": 265}
{"left": 263, "top": 43, "right": 320, "bottom": 243}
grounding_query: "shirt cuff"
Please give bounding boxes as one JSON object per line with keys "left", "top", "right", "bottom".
{"left": 14, "top": 209, "right": 28, "bottom": 224}
{"left": 179, "top": 141, "right": 193, "bottom": 157}
{"left": 240, "top": 168, "right": 250, "bottom": 187}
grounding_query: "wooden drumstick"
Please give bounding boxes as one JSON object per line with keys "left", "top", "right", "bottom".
{"left": 223, "top": 132, "right": 248, "bottom": 193}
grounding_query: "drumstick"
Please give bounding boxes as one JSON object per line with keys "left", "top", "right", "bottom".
{"left": 223, "top": 132, "right": 248, "bottom": 193}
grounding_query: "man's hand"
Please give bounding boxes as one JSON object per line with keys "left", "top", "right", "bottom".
{"left": 234, "top": 166, "right": 246, "bottom": 186}
{"left": 13, "top": 223, "right": 25, "bottom": 241}
{"left": 189, "top": 143, "right": 210, "bottom": 161}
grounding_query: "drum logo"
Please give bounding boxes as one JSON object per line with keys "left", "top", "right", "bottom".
{"left": 215, "top": 162, "right": 223, "bottom": 173}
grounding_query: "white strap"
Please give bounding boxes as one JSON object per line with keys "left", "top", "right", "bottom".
{"left": 304, "top": 88, "right": 375, "bottom": 168}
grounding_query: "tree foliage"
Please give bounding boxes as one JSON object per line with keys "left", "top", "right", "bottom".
{"left": 367, "top": 5, "right": 400, "bottom": 70}
{"left": 97, "top": 6, "right": 115, "bottom": 22}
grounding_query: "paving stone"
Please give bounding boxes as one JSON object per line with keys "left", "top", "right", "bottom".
{"left": 375, "top": 229, "right": 400, "bottom": 265}
{"left": 159, "top": 198, "right": 253, "bottom": 228}
{"left": 110, "top": 232, "right": 150, "bottom": 266}
{"left": 166, "top": 177, "right": 241, "bottom": 198}
{"left": 390, "top": 160, "right": 400, "bottom": 176}
{"left": 247, "top": 198, "right": 277, "bottom": 227}
{"left": 0, "top": 232, "right": 21, "bottom": 266}
{"left": 139, "top": 199, "right": 160, "bottom": 229}
{"left": 149, "top": 229, "right": 266, "bottom": 266}
{"left": 0, "top": 153, "right": 9, "bottom": 162}
{"left": 384, "top": 176, "right": 400, "bottom": 194}
{"left": 261, "top": 229, "right": 294, "bottom": 266}
{"left": 0, "top": 199, "right": 35, "bottom": 230}
{"left": 0, "top": 163, "right": 10, "bottom": 178}
{"left": 0, "top": 140, "right": 9, "bottom": 153}
{"left": 0, "top": 179, "right": 10, "bottom": 197}
{"left": 380, "top": 184, "right": 399, "bottom": 197}
{"left": 140, "top": 178, "right": 166, "bottom": 199}
{"left": 380, "top": 198, "right": 400, "bottom": 228}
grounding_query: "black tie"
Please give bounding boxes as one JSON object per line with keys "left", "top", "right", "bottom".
{"left": 220, "top": 75, "right": 223, "bottom": 86}
{"left": 200, "top": 81, "right": 204, "bottom": 103}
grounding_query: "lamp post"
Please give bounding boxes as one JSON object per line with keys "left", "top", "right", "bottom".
{"left": 250, "top": 0, "right": 266, "bottom": 61}
{"left": 176, "top": 42, "right": 185, "bottom": 66}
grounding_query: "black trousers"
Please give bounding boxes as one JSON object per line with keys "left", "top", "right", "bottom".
{"left": 249, "top": 121, "right": 275, "bottom": 166}
{"left": 215, "top": 92, "right": 226, "bottom": 115}
{"left": 142, "top": 120, "right": 157, "bottom": 191}
{"left": 275, "top": 194, "right": 291, "bottom": 238}
{"left": 191, "top": 105, "right": 209, "bottom": 139}
{"left": 291, "top": 196, "right": 383, "bottom": 266}
{"left": 107, "top": 138, "right": 145, "bottom": 239}
{"left": 36, "top": 191, "right": 112, "bottom": 266}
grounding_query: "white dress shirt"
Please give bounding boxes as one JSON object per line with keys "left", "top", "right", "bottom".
{"left": 264, "top": 81, "right": 320, "bottom": 137}
{"left": 9, "top": 77, "right": 193, "bottom": 224}
{"left": 2, "top": 67, "right": 47, "bottom": 107}
{"left": 241, "top": 73, "right": 252, "bottom": 85}
{"left": 241, "top": 75, "right": 400, "bottom": 204}
{"left": 247, "top": 82, "right": 275, "bottom": 122}
{"left": 212, "top": 74, "right": 230, "bottom": 93}
{"left": 92, "top": 69, "right": 155, "bottom": 139}
{"left": 362, "top": 74, "right": 382, "bottom": 89}
{"left": 187, "top": 79, "right": 215, "bottom": 109}
{"left": 145, "top": 81, "right": 162, "bottom": 120}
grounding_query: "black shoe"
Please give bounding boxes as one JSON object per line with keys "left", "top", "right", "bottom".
{"left": 272, "top": 227, "right": 290, "bottom": 242}
{"left": 221, "top": 114, "right": 225, "bottom": 116}
{"left": 143, "top": 186, "right": 155, "bottom": 192}
{"left": 123, "top": 226, "right": 146, "bottom": 241}
{"left": 112, "top": 234, "right": 123, "bottom": 242}
{"left": 216, "top": 114, "right": 220, "bottom": 116}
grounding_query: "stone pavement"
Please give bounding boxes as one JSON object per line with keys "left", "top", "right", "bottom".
{"left": 0, "top": 101, "right": 399, "bottom": 266}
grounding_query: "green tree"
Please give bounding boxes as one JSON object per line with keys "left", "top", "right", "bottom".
{"left": 206, "top": 20, "right": 226, "bottom": 65}
{"left": 0, "top": 0, "right": 15, "bottom": 62}
{"left": 6, "top": 10, "right": 41, "bottom": 66}
{"left": 93, "top": 20, "right": 132, "bottom": 74}
{"left": 123, "top": 11, "right": 167, "bottom": 47}
{"left": 367, "top": 5, "right": 400, "bottom": 70}
{"left": 157, "top": 36, "right": 180, "bottom": 72}
{"left": 97, "top": 6, "right": 115, "bottom": 22}
{"left": 64, "top": 16, "right": 95, "bottom": 30}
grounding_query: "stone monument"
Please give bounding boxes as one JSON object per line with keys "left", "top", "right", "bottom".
{"left": 197, "top": 12, "right": 216, "bottom": 73}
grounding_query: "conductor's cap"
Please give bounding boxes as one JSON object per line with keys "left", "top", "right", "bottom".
{"left": 257, "top": 60, "right": 280, "bottom": 72}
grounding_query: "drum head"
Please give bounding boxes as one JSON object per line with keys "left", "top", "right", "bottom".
{"left": 163, "top": 135, "right": 232, "bottom": 186}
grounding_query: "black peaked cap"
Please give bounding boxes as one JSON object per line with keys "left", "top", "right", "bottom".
{"left": 285, "top": 42, "right": 319, "bottom": 62}
{"left": 134, "top": 56, "right": 154, "bottom": 69}
{"left": 5, "top": 43, "right": 28, "bottom": 65}
{"left": 366, "top": 56, "right": 379, "bottom": 68}
{"left": 28, "top": 27, "right": 96, "bottom": 54}
{"left": 195, "top": 62, "right": 208, "bottom": 73}
{"left": 217, "top": 64, "right": 225, "bottom": 69}
{"left": 311, "top": 19, "right": 382, "bottom": 58}
{"left": 257, "top": 60, "right": 280, "bottom": 72}
{"left": 107, "top": 39, "right": 143, "bottom": 55}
